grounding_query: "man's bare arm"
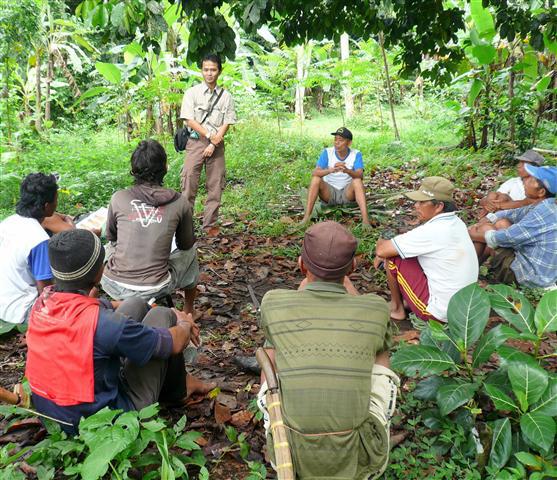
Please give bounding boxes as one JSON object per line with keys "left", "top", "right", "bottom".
{"left": 36, "top": 279, "right": 53, "bottom": 295}
{"left": 186, "top": 119, "right": 210, "bottom": 138}
{"left": 375, "top": 239, "right": 398, "bottom": 258}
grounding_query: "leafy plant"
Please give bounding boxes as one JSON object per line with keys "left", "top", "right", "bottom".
{"left": 0, "top": 403, "right": 208, "bottom": 479}
{"left": 392, "top": 283, "right": 557, "bottom": 476}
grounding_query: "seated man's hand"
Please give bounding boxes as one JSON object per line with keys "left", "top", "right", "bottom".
{"left": 484, "top": 199, "right": 502, "bottom": 213}
{"left": 174, "top": 309, "right": 200, "bottom": 347}
{"left": 333, "top": 162, "right": 347, "bottom": 172}
{"left": 468, "top": 222, "right": 496, "bottom": 242}
{"left": 373, "top": 255, "right": 385, "bottom": 270}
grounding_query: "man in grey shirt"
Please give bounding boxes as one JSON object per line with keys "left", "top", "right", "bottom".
{"left": 180, "top": 53, "right": 236, "bottom": 229}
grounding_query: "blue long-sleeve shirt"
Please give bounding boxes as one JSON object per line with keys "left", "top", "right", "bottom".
{"left": 485, "top": 199, "right": 557, "bottom": 287}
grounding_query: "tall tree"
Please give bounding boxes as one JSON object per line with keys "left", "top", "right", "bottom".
{"left": 340, "top": 32, "right": 353, "bottom": 120}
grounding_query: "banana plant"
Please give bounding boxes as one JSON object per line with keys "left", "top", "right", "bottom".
{"left": 392, "top": 283, "right": 557, "bottom": 474}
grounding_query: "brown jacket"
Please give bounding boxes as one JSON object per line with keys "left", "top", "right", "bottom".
{"left": 104, "top": 184, "right": 195, "bottom": 286}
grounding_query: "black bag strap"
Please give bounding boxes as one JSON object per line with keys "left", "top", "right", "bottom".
{"left": 200, "top": 88, "right": 225, "bottom": 126}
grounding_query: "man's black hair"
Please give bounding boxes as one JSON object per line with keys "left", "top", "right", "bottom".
{"left": 130, "top": 139, "right": 167, "bottom": 185}
{"left": 16, "top": 173, "right": 58, "bottom": 219}
{"left": 430, "top": 199, "right": 457, "bottom": 212}
{"left": 532, "top": 177, "right": 555, "bottom": 198}
{"left": 201, "top": 53, "right": 222, "bottom": 72}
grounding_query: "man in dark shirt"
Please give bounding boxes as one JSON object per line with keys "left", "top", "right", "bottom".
{"left": 26, "top": 229, "right": 200, "bottom": 434}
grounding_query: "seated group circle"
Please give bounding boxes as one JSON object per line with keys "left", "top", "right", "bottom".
{"left": 2, "top": 53, "right": 557, "bottom": 479}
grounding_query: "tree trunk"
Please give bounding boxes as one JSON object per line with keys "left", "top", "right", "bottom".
{"left": 53, "top": 49, "right": 81, "bottom": 97}
{"left": 295, "top": 44, "right": 305, "bottom": 121}
{"left": 378, "top": 32, "right": 400, "bottom": 141}
{"left": 146, "top": 103, "right": 154, "bottom": 134}
{"left": 4, "top": 60, "right": 12, "bottom": 143}
{"left": 340, "top": 32, "right": 354, "bottom": 119}
{"left": 45, "top": 51, "right": 54, "bottom": 123}
{"left": 315, "top": 87, "right": 324, "bottom": 113}
{"left": 155, "top": 101, "right": 163, "bottom": 135}
{"left": 508, "top": 55, "right": 515, "bottom": 144}
{"left": 35, "top": 49, "right": 42, "bottom": 131}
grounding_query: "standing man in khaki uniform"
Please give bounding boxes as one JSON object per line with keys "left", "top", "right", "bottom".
{"left": 180, "top": 54, "right": 236, "bottom": 229}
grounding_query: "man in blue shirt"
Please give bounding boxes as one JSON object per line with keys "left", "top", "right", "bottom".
{"left": 26, "top": 229, "right": 203, "bottom": 434}
{"left": 301, "top": 127, "right": 371, "bottom": 228}
{"left": 469, "top": 165, "right": 557, "bottom": 287}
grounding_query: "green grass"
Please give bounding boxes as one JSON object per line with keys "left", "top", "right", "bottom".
{"left": 0, "top": 101, "right": 540, "bottom": 234}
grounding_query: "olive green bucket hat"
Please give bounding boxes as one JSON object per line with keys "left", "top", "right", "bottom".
{"left": 405, "top": 176, "right": 455, "bottom": 202}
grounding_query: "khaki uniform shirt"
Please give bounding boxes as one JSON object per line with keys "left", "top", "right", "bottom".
{"left": 180, "top": 82, "right": 236, "bottom": 136}
{"left": 260, "top": 282, "right": 392, "bottom": 479}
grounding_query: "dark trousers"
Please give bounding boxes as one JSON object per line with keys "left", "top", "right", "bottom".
{"left": 116, "top": 298, "right": 186, "bottom": 408}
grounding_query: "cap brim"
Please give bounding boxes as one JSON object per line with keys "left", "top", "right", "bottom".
{"left": 524, "top": 163, "right": 538, "bottom": 176}
{"left": 405, "top": 190, "right": 433, "bottom": 201}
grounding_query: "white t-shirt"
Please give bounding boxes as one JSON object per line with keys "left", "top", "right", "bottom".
{"left": 391, "top": 212, "right": 479, "bottom": 321}
{"left": 497, "top": 177, "right": 525, "bottom": 201}
{"left": 317, "top": 147, "right": 364, "bottom": 190}
{"left": 0, "top": 215, "right": 51, "bottom": 323}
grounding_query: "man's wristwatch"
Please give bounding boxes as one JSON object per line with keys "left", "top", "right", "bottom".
{"left": 205, "top": 131, "right": 211, "bottom": 140}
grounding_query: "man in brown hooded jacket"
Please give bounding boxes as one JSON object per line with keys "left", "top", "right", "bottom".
{"left": 101, "top": 140, "right": 199, "bottom": 314}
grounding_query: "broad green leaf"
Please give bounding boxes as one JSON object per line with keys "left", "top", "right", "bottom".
{"left": 175, "top": 431, "right": 202, "bottom": 451}
{"left": 447, "top": 283, "right": 490, "bottom": 352}
{"left": 497, "top": 346, "right": 538, "bottom": 369}
{"left": 391, "top": 345, "right": 457, "bottom": 377}
{"left": 520, "top": 413, "right": 556, "bottom": 453}
{"left": 114, "top": 411, "right": 140, "bottom": 443}
{"left": 489, "top": 418, "right": 512, "bottom": 470}
{"left": 488, "top": 285, "right": 535, "bottom": 334}
{"left": 522, "top": 51, "right": 539, "bottom": 79}
{"left": 0, "top": 320, "right": 17, "bottom": 335}
{"left": 110, "top": 2, "right": 125, "bottom": 28}
{"left": 78, "top": 407, "right": 120, "bottom": 432}
{"left": 484, "top": 384, "right": 519, "bottom": 412}
{"left": 428, "top": 320, "right": 452, "bottom": 342}
{"left": 531, "top": 376, "right": 557, "bottom": 416}
{"left": 535, "top": 74, "right": 552, "bottom": 93}
{"left": 472, "top": 324, "right": 517, "bottom": 368}
{"left": 414, "top": 376, "right": 447, "bottom": 401}
{"left": 74, "top": 86, "right": 110, "bottom": 106}
{"left": 95, "top": 61, "right": 121, "bottom": 84}
{"left": 124, "top": 41, "right": 145, "bottom": 58}
{"left": 471, "top": 44, "right": 496, "bottom": 65}
{"left": 467, "top": 78, "right": 484, "bottom": 106}
{"left": 470, "top": 0, "right": 496, "bottom": 39}
{"left": 534, "top": 289, "right": 557, "bottom": 335}
{"left": 514, "top": 451, "right": 542, "bottom": 468}
{"left": 141, "top": 419, "right": 166, "bottom": 432}
{"left": 508, "top": 362, "right": 548, "bottom": 412}
{"left": 436, "top": 381, "right": 479, "bottom": 416}
{"left": 420, "top": 326, "right": 461, "bottom": 363}
{"left": 138, "top": 403, "right": 159, "bottom": 419}
{"left": 80, "top": 433, "right": 129, "bottom": 480}
{"left": 543, "top": 31, "right": 557, "bottom": 55}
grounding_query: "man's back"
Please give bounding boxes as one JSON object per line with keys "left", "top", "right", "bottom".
{"left": 260, "top": 282, "right": 391, "bottom": 478}
{"left": 104, "top": 185, "right": 194, "bottom": 286}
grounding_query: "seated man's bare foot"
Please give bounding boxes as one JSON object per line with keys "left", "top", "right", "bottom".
{"left": 186, "top": 374, "right": 216, "bottom": 399}
{"left": 390, "top": 303, "right": 407, "bottom": 321}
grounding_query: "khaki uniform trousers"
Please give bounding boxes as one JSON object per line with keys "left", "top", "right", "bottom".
{"left": 181, "top": 137, "right": 225, "bottom": 228}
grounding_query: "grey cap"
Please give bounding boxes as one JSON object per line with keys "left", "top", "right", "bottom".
{"left": 515, "top": 150, "right": 545, "bottom": 166}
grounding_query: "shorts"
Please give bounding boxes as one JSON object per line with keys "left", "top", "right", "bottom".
{"left": 101, "top": 245, "right": 200, "bottom": 302}
{"left": 387, "top": 256, "right": 435, "bottom": 321}
{"left": 489, "top": 248, "right": 518, "bottom": 285}
{"left": 325, "top": 183, "right": 351, "bottom": 205}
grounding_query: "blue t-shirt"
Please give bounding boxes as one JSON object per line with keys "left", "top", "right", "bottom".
{"left": 32, "top": 301, "right": 173, "bottom": 434}
{"left": 27, "top": 240, "right": 52, "bottom": 281}
{"left": 316, "top": 148, "right": 364, "bottom": 170}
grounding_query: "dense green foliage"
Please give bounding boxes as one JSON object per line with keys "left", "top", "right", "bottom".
{"left": 392, "top": 284, "right": 557, "bottom": 479}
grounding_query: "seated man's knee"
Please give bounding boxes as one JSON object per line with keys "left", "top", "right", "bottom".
{"left": 494, "top": 219, "right": 512, "bottom": 230}
{"left": 309, "top": 175, "right": 322, "bottom": 186}
{"left": 143, "top": 306, "right": 176, "bottom": 329}
{"left": 117, "top": 297, "right": 150, "bottom": 322}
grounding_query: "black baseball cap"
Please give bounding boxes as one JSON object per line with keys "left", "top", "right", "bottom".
{"left": 331, "top": 127, "right": 353, "bottom": 140}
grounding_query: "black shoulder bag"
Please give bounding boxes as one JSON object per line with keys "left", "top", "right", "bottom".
{"left": 174, "top": 88, "right": 225, "bottom": 152}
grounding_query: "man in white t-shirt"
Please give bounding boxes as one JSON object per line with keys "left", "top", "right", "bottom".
{"left": 479, "top": 150, "right": 545, "bottom": 216}
{"left": 0, "top": 173, "right": 58, "bottom": 324}
{"left": 301, "top": 127, "right": 371, "bottom": 227}
{"left": 374, "top": 177, "right": 479, "bottom": 322}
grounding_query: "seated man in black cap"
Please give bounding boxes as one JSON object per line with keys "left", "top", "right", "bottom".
{"left": 25, "top": 229, "right": 206, "bottom": 435}
{"left": 258, "top": 221, "right": 397, "bottom": 479}
{"left": 301, "top": 127, "right": 371, "bottom": 228}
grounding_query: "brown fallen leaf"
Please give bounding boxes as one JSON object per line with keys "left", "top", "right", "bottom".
{"left": 215, "top": 402, "right": 232, "bottom": 424}
{"left": 230, "top": 410, "right": 255, "bottom": 428}
{"left": 394, "top": 330, "right": 420, "bottom": 343}
{"left": 206, "top": 226, "right": 220, "bottom": 237}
